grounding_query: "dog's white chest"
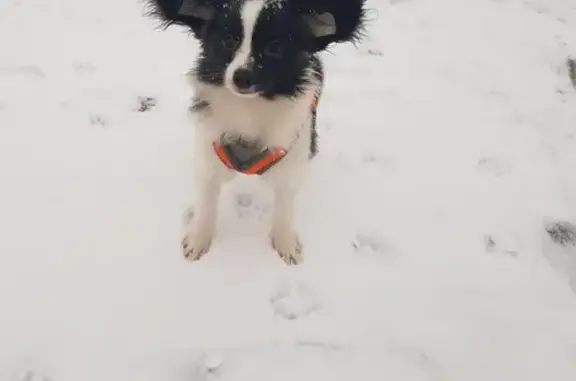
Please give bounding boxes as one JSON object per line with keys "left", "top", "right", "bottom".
{"left": 211, "top": 97, "right": 268, "bottom": 136}
{"left": 195, "top": 85, "right": 313, "bottom": 148}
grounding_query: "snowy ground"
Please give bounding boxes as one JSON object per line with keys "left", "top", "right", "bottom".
{"left": 1, "top": 0, "right": 576, "bottom": 379}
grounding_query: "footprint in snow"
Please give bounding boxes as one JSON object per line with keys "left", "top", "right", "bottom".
{"left": 3, "top": 360, "right": 53, "bottom": 381}
{"left": 89, "top": 115, "right": 107, "bottom": 127}
{"left": 188, "top": 352, "right": 224, "bottom": 380}
{"left": 73, "top": 62, "right": 96, "bottom": 74}
{"left": 0, "top": 65, "right": 44, "bottom": 78}
{"left": 182, "top": 207, "right": 195, "bottom": 228}
{"left": 568, "top": 58, "right": 576, "bottom": 89}
{"left": 360, "top": 152, "right": 396, "bottom": 171}
{"left": 135, "top": 96, "right": 157, "bottom": 112}
{"left": 270, "top": 280, "right": 321, "bottom": 320}
{"left": 358, "top": 47, "right": 383, "bottom": 57}
{"left": 545, "top": 221, "right": 576, "bottom": 247}
{"left": 13, "top": 371, "right": 52, "bottom": 381}
{"left": 360, "top": 152, "right": 394, "bottom": 167}
{"left": 476, "top": 157, "right": 510, "bottom": 177}
{"left": 483, "top": 234, "right": 518, "bottom": 257}
{"left": 542, "top": 220, "right": 576, "bottom": 295}
{"left": 183, "top": 198, "right": 270, "bottom": 228}
{"left": 235, "top": 193, "right": 253, "bottom": 208}
{"left": 233, "top": 192, "right": 271, "bottom": 220}
{"left": 352, "top": 233, "right": 388, "bottom": 256}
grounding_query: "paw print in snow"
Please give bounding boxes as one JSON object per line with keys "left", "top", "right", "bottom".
{"left": 484, "top": 235, "right": 497, "bottom": 253}
{"left": 0, "top": 66, "right": 44, "bottom": 78}
{"left": 234, "top": 193, "right": 254, "bottom": 219}
{"left": 270, "top": 280, "right": 321, "bottom": 320}
{"left": 182, "top": 207, "right": 195, "bottom": 228}
{"left": 15, "top": 371, "right": 52, "bottom": 381}
{"left": 235, "top": 193, "right": 253, "bottom": 208}
{"left": 234, "top": 193, "right": 270, "bottom": 220}
{"left": 477, "top": 157, "right": 509, "bottom": 177}
{"left": 358, "top": 46, "right": 383, "bottom": 57}
{"left": 366, "top": 49, "right": 383, "bottom": 56}
{"left": 483, "top": 234, "right": 517, "bottom": 257}
{"left": 352, "top": 233, "right": 387, "bottom": 256}
{"left": 89, "top": 115, "right": 107, "bottom": 127}
{"left": 361, "top": 153, "right": 378, "bottom": 163}
{"left": 135, "top": 96, "right": 157, "bottom": 112}
{"left": 567, "top": 57, "right": 575, "bottom": 90}
{"left": 74, "top": 62, "right": 96, "bottom": 74}
{"left": 545, "top": 221, "right": 576, "bottom": 247}
{"left": 360, "top": 152, "right": 395, "bottom": 170}
{"left": 189, "top": 352, "right": 224, "bottom": 381}
{"left": 4, "top": 365, "right": 52, "bottom": 381}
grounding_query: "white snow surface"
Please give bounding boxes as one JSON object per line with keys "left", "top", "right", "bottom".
{"left": 1, "top": 0, "right": 576, "bottom": 379}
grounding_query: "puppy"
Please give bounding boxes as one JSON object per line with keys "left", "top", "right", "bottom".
{"left": 146, "top": 0, "right": 367, "bottom": 264}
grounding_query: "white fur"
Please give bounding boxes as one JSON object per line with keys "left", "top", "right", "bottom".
{"left": 224, "top": 0, "right": 265, "bottom": 96}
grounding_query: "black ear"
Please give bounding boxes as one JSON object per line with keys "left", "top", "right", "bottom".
{"left": 297, "top": 0, "right": 367, "bottom": 51}
{"left": 145, "top": 0, "right": 216, "bottom": 38}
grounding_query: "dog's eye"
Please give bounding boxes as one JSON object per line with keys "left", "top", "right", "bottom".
{"left": 222, "top": 35, "right": 239, "bottom": 51}
{"left": 264, "top": 40, "right": 283, "bottom": 58}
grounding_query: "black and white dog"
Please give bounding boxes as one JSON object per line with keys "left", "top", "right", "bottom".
{"left": 146, "top": 0, "right": 367, "bottom": 264}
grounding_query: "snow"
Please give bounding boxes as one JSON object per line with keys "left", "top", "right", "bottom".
{"left": 1, "top": 0, "right": 576, "bottom": 379}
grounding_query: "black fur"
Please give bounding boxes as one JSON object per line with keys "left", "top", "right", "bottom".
{"left": 309, "top": 56, "right": 323, "bottom": 158}
{"left": 146, "top": 0, "right": 367, "bottom": 157}
{"left": 146, "top": 0, "right": 366, "bottom": 99}
{"left": 293, "top": 0, "right": 367, "bottom": 51}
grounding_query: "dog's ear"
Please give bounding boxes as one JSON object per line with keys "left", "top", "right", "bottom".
{"left": 298, "top": 0, "right": 367, "bottom": 51}
{"left": 146, "top": 0, "right": 216, "bottom": 38}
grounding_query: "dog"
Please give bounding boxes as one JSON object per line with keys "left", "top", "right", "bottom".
{"left": 146, "top": 0, "right": 367, "bottom": 265}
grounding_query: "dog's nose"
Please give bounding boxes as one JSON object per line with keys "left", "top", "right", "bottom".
{"left": 232, "top": 68, "right": 254, "bottom": 90}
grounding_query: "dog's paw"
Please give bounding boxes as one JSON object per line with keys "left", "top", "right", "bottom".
{"left": 181, "top": 230, "right": 213, "bottom": 262}
{"left": 271, "top": 230, "right": 303, "bottom": 265}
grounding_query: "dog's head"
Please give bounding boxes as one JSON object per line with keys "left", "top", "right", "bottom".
{"left": 147, "top": 0, "right": 367, "bottom": 99}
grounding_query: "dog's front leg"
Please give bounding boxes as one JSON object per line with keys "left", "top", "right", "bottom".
{"left": 270, "top": 181, "right": 303, "bottom": 265}
{"left": 182, "top": 168, "right": 224, "bottom": 261}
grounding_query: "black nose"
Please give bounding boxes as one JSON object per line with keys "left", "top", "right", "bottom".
{"left": 232, "top": 68, "right": 254, "bottom": 90}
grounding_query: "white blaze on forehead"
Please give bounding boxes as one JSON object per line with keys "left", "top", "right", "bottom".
{"left": 240, "top": 0, "right": 266, "bottom": 50}
{"left": 224, "top": 0, "right": 266, "bottom": 92}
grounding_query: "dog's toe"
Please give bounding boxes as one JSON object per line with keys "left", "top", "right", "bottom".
{"left": 181, "top": 231, "right": 212, "bottom": 262}
{"left": 271, "top": 231, "right": 303, "bottom": 265}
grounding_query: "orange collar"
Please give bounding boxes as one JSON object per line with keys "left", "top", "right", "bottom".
{"left": 213, "top": 94, "right": 319, "bottom": 176}
{"left": 213, "top": 139, "right": 286, "bottom": 175}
